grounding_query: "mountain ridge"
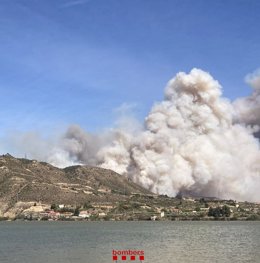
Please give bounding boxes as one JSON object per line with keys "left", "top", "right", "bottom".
{"left": 0, "top": 153, "right": 152, "bottom": 218}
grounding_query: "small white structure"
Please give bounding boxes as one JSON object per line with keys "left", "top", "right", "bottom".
{"left": 160, "top": 211, "right": 165, "bottom": 218}
{"left": 151, "top": 215, "right": 157, "bottom": 221}
{"left": 79, "top": 211, "right": 90, "bottom": 218}
{"left": 98, "top": 212, "right": 106, "bottom": 217}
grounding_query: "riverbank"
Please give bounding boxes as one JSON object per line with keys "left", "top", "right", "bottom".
{"left": 1, "top": 195, "right": 259, "bottom": 221}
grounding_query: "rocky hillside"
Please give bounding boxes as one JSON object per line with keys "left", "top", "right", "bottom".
{"left": 0, "top": 154, "right": 152, "bottom": 217}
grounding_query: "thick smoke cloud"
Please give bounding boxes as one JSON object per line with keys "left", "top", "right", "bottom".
{"left": 96, "top": 69, "right": 260, "bottom": 201}
{"left": 4, "top": 69, "right": 260, "bottom": 201}
{"left": 233, "top": 69, "right": 260, "bottom": 137}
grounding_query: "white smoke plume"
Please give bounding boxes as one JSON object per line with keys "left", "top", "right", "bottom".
{"left": 96, "top": 69, "right": 260, "bottom": 201}
{"left": 233, "top": 69, "right": 260, "bottom": 137}
{"left": 4, "top": 68, "right": 260, "bottom": 201}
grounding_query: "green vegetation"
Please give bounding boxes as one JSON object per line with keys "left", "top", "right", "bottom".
{"left": 246, "top": 214, "right": 260, "bottom": 221}
{"left": 50, "top": 204, "right": 58, "bottom": 210}
{"left": 83, "top": 201, "right": 93, "bottom": 209}
{"left": 4, "top": 196, "right": 260, "bottom": 221}
{"left": 208, "top": 205, "right": 231, "bottom": 218}
{"left": 73, "top": 207, "right": 80, "bottom": 216}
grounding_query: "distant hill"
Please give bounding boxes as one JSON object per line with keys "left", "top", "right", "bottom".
{"left": 1, "top": 154, "right": 259, "bottom": 221}
{"left": 0, "top": 154, "right": 152, "bottom": 217}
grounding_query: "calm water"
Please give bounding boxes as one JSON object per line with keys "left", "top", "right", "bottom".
{"left": 0, "top": 221, "right": 259, "bottom": 263}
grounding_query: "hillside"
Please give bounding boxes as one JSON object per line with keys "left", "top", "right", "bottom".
{"left": 0, "top": 154, "right": 151, "bottom": 218}
{"left": 1, "top": 154, "right": 259, "bottom": 221}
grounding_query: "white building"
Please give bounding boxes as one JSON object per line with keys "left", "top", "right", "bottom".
{"left": 79, "top": 211, "right": 90, "bottom": 218}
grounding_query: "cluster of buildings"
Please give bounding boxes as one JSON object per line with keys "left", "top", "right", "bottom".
{"left": 20, "top": 203, "right": 111, "bottom": 221}
{"left": 10, "top": 196, "right": 260, "bottom": 221}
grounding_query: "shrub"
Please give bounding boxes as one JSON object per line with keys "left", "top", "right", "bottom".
{"left": 50, "top": 204, "right": 57, "bottom": 210}
{"left": 246, "top": 214, "right": 260, "bottom": 221}
{"left": 73, "top": 207, "right": 80, "bottom": 216}
{"left": 83, "top": 202, "right": 93, "bottom": 209}
{"left": 208, "top": 205, "right": 231, "bottom": 218}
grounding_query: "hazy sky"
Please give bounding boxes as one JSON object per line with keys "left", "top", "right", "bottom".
{"left": 0, "top": 0, "right": 259, "bottom": 134}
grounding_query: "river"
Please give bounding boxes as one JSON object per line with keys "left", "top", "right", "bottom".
{"left": 0, "top": 221, "right": 259, "bottom": 263}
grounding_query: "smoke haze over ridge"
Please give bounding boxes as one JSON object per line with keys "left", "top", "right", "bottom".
{"left": 3, "top": 69, "right": 260, "bottom": 201}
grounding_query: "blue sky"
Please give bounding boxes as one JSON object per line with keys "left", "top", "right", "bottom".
{"left": 0, "top": 0, "right": 259, "bottom": 135}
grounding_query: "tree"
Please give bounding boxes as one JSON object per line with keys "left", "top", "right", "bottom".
{"left": 213, "top": 207, "right": 222, "bottom": 218}
{"left": 199, "top": 198, "right": 205, "bottom": 204}
{"left": 208, "top": 207, "right": 214, "bottom": 217}
{"left": 195, "top": 206, "right": 201, "bottom": 212}
{"left": 208, "top": 206, "right": 231, "bottom": 218}
{"left": 74, "top": 207, "right": 80, "bottom": 216}
{"left": 51, "top": 204, "right": 57, "bottom": 210}
{"left": 222, "top": 205, "right": 231, "bottom": 217}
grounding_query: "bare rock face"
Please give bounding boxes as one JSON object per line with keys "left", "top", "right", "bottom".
{"left": 0, "top": 154, "right": 151, "bottom": 217}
